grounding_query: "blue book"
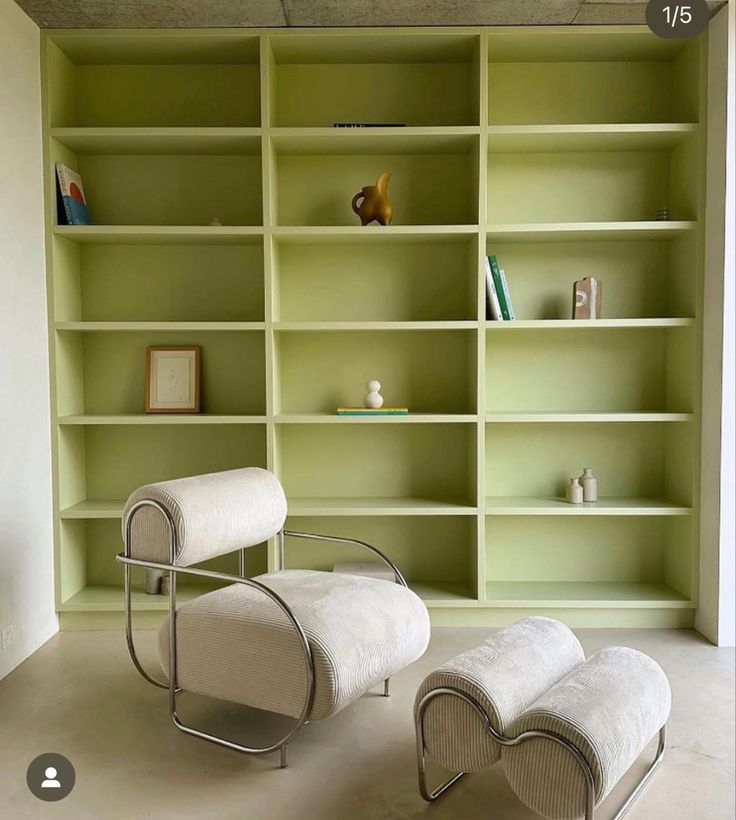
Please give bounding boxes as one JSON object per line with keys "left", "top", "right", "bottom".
{"left": 55, "top": 163, "right": 91, "bottom": 225}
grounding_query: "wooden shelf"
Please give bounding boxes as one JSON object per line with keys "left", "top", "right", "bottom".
{"left": 488, "top": 123, "right": 698, "bottom": 153}
{"left": 55, "top": 321, "right": 265, "bottom": 332}
{"left": 274, "top": 321, "right": 478, "bottom": 331}
{"left": 287, "top": 496, "right": 477, "bottom": 516}
{"left": 270, "top": 128, "right": 478, "bottom": 155}
{"left": 485, "top": 319, "right": 694, "bottom": 330}
{"left": 485, "top": 497, "right": 693, "bottom": 516}
{"left": 485, "top": 412, "right": 693, "bottom": 423}
{"left": 60, "top": 500, "right": 125, "bottom": 519}
{"left": 271, "top": 225, "right": 478, "bottom": 244}
{"left": 52, "top": 225, "right": 264, "bottom": 245}
{"left": 485, "top": 581, "right": 692, "bottom": 609}
{"left": 50, "top": 127, "right": 262, "bottom": 155}
{"left": 60, "top": 581, "right": 475, "bottom": 612}
{"left": 275, "top": 413, "right": 477, "bottom": 424}
{"left": 60, "top": 584, "right": 226, "bottom": 612}
{"left": 60, "top": 497, "right": 479, "bottom": 519}
{"left": 57, "top": 414, "right": 267, "bottom": 425}
{"left": 409, "top": 582, "right": 478, "bottom": 607}
{"left": 487, "top": 221, "right": 697, "bottom": 242}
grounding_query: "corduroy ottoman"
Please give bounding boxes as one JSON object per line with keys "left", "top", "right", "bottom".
{"left": 415, "top": 617, "right": 670, "bottom": 820}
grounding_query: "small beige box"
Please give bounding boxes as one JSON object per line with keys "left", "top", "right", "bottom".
{"left": 573, "top": 276, "right": 603, "bottom": 319}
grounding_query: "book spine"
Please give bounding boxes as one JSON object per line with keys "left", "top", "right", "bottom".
{"left": 484, "top": 257, "right": 503, "bottom": 321}
{"left": 499, "top": 269, "right": 515, "bottom": 320}
{"left": 489, "top": 255, "right": 510, "bottom": 320}
{"left": 55, "top": 164, "right": 73, "bottom": 226}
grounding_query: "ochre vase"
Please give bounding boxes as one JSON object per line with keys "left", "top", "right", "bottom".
{"left": 351, "top": 172, "right": 393, "bottom": 226}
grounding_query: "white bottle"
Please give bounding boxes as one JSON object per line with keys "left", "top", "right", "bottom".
{"left": 363, "top": 380, "right": 384, "bottom": 409}
{"left": 566, "top": 478, "right": 583, "bottom": 504}
{"left": 579, "top": 467, "right": 598, "bottom": 502}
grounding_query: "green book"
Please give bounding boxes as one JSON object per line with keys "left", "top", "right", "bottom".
{"left": 488, "top": 255, "right": 510, "bottom": 320}
{"left": 337, "top": 407, "right": 409, "bottom": 415}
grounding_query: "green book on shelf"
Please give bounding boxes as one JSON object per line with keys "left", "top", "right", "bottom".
{"left": 337, "top": 407, "right": 409, "bottom": 415}
{"left": 488, "top": 255, "right": 510, "bottom": 320}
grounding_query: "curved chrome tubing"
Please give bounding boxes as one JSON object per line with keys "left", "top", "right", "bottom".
{"left": 116, "top": 505, "right": 403, "bottom": 767}
{"left": 282, "top": 529, "right": 406, "bottom": 699}
{"left": 117, "top": 500, "right": 316, "bottom": 768}
{"left": 283, "top": 529, "right": 408, "bottom": 587}
{"left": 415, "top": 687, "right": 667, "bottom": 820}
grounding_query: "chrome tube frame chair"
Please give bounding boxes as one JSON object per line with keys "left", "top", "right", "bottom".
{"left": 116, "top": 468, "right": 429, "bottom": 768}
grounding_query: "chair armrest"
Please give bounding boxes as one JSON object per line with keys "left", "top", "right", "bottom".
{"left": 115, "top": 551, "right": 315, "bottom": 712}
{"left": 282, "top": 530, "right": 408, "bottom": 587}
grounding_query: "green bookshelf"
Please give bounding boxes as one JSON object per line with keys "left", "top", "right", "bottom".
{"left": 41, "top": 26, "right": 705, "bottom": 629}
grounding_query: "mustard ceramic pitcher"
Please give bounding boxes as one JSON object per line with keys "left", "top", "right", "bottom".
{"left": 351, "top": 172, "right": 393, "bottom": 226}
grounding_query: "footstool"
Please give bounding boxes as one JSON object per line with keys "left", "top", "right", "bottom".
{"left": 415, "top": 617, "right": 670, "bottom": 820}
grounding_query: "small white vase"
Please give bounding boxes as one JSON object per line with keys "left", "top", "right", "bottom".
{"left": 579, "top": 467, "right": 598, "bottom": 502}
{"left": 566, "top": 478, "right": 584, "bottom": 504}
{"left": 363, "top": 380, "right": 384, "bottom": 409}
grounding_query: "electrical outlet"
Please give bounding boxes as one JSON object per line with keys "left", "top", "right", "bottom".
{"left": 1, "top": 622, "right": 17, "bottom": 651}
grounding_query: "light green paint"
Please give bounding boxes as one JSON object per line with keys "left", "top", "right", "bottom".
{"left": 40, "top": 26, "right": 705, "bottom": 628}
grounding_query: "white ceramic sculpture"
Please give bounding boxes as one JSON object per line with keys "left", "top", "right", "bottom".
{"left": 363, "top": 380, "right": 384, "bottom": 409}
{"left": 580, "top": 467, "right": 598, "bottom": 502}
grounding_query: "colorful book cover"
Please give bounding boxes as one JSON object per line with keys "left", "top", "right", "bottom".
{"left": 55, "top": 163, "right": 91, "bottom": 225}
{"left": 488, "top": 255, "right": 510, "bottom": 320}
{"left": 499, "top": 269, "right": 515, "bottom": 320}
{"left": 484, "top": 257, "right": 503, "bottom": 320}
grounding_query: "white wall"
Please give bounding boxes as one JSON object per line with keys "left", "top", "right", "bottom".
{"left": 716, "top": 0, "right": 736, "bottom": 647}
{"left": 698, "top": 1, "right": 736, "bottom": 647}
{"left": 0, "top": 0, "right": 57, "bottom": 678}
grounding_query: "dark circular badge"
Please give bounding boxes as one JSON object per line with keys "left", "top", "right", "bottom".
{"left": 26, "top": 753, "right": 76, "bottom": 801}
{"left": 646, "top": 0, "right": 710, "bottom": 39}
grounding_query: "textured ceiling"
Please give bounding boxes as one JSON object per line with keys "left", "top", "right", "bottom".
{"left": 11, "top": 0, "right": 730, "bottom": 29}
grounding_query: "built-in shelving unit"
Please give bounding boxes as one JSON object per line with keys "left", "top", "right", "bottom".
{"left": 41, "top": 26, "right": 706, "bottom": 629}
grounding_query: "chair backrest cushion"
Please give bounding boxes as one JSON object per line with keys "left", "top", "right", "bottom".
{"left": 122, "top": 468, "right": 287, "bottom": 566}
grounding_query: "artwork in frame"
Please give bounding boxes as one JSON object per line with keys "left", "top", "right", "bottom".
{"left": 145, "top": 346, "right": 201, "bottom": 414}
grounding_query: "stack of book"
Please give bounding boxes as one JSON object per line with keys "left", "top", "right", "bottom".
{"left": 485, "top": 254, "right": 515, "bottom": 321}
{"left": 336, "top": 407, "right": 409, "bottom": 416}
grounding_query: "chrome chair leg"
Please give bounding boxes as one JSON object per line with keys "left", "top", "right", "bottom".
{"left": 384, "top": 678, "right": 391, "bottom": 697}
{"left": 280, "top": 745, "right": 288, "bottom": 769}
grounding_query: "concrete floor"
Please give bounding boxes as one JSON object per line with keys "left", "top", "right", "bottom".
{"left": 0, "top": 628, "right": 733, "bottom": 820}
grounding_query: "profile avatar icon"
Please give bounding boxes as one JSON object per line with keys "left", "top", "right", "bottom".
{"left": 27, "top": 753, "right": 75, "bottom": 801}
{"left": 41, "top": 767, "right": 61, "bottom": 789}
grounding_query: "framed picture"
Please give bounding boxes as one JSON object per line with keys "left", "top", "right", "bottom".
{"left": 145, "top": 346, "right": 201, "bottom": 414}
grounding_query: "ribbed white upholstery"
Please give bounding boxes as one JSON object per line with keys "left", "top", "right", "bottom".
{"left": 123, "top": 467, "right": 286, "bottom": 566}
{"left": 502, "top": 646, "right": 671, "bottom": 820}
{"left": 160, "top": 570, "right": 430, "bottom": 721}
{"left": 415, "top": 617, "right": 585, "bottom": 773}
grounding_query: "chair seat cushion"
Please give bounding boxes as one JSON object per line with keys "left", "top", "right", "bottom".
{"left": 159, "top": 569, "right": 430, "bottom": 721}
